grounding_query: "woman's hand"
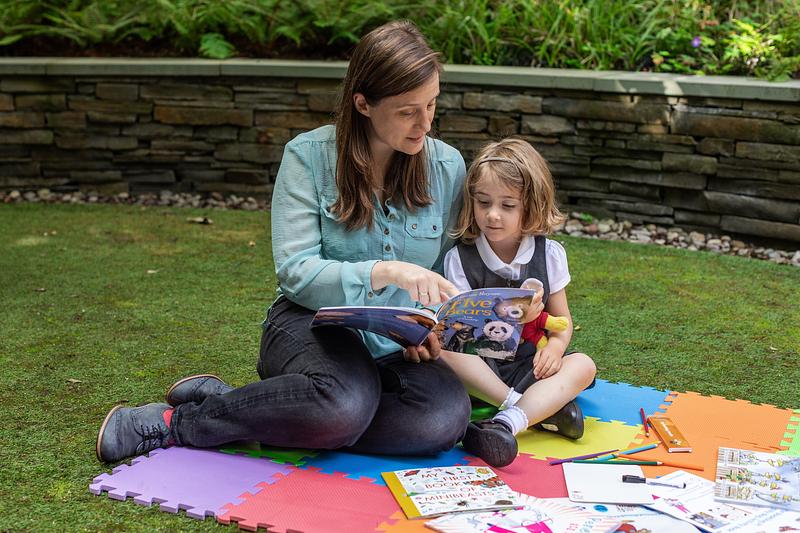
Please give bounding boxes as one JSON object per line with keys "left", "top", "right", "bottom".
{"left": 371, "top": 261, "right": 459, "bottom": 306}
{"left": 403, "top": 331, "right": 441, "bottom": 363}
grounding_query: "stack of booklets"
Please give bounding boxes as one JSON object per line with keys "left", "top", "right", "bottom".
{"left": 424, "top": 494, "right": 621, "bottom": 533}
{"left": 714, "top": 447, "right": 800, "bottom": 513}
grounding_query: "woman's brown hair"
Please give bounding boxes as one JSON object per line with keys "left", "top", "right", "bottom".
{"left": 333, "top": 20, "right": 441, "bottom": 230}
{"left": 453, "top": 138, "right": 566, "bottom": 243}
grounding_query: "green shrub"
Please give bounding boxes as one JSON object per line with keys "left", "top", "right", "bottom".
{"left": 1, "top": 0, "right": 798, "bottom": 79}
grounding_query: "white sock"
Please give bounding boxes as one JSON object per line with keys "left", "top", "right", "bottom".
{"left": 500, "top": 388, "right": 522, "bottom": 410}
{"left": 493, "top": 406, "right": 529, "bottom": 436}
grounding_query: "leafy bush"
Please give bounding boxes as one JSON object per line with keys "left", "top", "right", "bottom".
{"left": 0, "top": 0, "right": 797, "bottom": 79}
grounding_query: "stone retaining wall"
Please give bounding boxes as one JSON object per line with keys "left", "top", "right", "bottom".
{"left": 0, "top": 60, "right": 798, "bottom": 243}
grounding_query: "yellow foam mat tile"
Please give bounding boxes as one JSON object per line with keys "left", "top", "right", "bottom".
{"left": 516, "top": 416, "right": 645, "bottom": 459}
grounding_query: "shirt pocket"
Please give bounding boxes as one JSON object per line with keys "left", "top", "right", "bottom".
{"left": 319, "top": 200, "right": 369, "bottom": 260}
{"left": 403, "top": 215, "right": 444, "bottom": 268}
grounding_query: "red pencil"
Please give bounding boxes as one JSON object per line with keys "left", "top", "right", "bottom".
{"left": 639, "top": 407, "right": 649, "bottom": 437}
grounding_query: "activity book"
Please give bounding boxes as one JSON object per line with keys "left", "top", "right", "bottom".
{"left": 381, "top": 465, "right": 519, "bottom": 519}
{"left": 312, "top": 287, "right": 536, "bottom": 359}
{"left": 714, "top": 447, "right": 800, "bottom": 512}
{"left": 424, "top": 493, "right": 621, "bottom": 533}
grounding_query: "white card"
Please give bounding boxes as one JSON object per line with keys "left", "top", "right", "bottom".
{"left": 563, "top": 462, "right": 654, "bottom": 505}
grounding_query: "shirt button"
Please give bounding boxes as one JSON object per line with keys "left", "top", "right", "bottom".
{"left": 368, "top": 291, "right": 374, "bottom": 298}
{"left": 411, "top": 223, "right": 417, "bottom": 230}
{"left": 433, "top": 225, "right": 437, "bottom": 230}
{"left": 385, "top": 244, "right": 391, "bottom": 252}
{"left": 383, "top": 228, "right": 389, "bottom": 235}
{"left": 388, "top": 214, "right": 395, "bottom": 221}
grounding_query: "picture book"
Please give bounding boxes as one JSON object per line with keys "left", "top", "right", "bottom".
{"left": 563, "top": 462, "right": 654, "bottom": 505}
{"left": 381, "top": 465, "right": 520, "bottom": 519}
{"left": 424, "top": 493, "right": 621, "bottom": 533}
{"left": 311, "top": 287, "right": 536, "bottom": 360}
{"left": 648, "top": 415, "right": 693, "bottom": 452}
{"left": 714, "top": 447, "right": 800, "bottom": 512}
{"left": 645, "top": 470, "right": 800, "bottom": 533}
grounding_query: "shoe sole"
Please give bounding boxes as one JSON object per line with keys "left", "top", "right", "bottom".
{"left": 463, "top": 426, "right": 518, "bottom": 468}
{"left": 165, "top": 373, "right": 222, "bottom": 406}
{"left": 96, "top": 404, "right": 123, "bottom": 462}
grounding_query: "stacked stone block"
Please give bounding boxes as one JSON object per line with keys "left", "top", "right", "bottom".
{"left": 0, "top": 73, "right": 798, "bottom": 242}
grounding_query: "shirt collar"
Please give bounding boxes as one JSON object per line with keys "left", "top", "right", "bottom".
{"left": 475, "top": 233, "right": 537, "bottom": 272}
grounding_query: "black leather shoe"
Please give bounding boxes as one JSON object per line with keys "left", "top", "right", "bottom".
{"left": 462, "top": 419, "right": 518, "bottom": 467}
{"left": 165, "top": 374, "right": 233, "bottom": 406}
{"left": 533, "top": 400, "right": 584, "bottom": 439}
{"left": 96, "top": 403, "right": 173, "bottom": 463}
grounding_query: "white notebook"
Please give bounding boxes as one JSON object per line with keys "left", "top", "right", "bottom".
{"left": 563, "top": 462, "right": 654, "bottom": 505}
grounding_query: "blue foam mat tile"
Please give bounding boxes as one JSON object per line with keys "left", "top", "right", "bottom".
{"left": 298, "top": 446, "right": 473, "bottom": 485}
{"left": 576, "top": 378, "right": 672, "bottom": 426}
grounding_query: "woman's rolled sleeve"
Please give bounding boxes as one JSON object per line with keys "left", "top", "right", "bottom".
{"left": 272, "top": 139, "right": 379, "bottom": 310}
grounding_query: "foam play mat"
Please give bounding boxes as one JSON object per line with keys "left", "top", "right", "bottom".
{"left": 90, "top": 379, "right": 799, "bottom": 531}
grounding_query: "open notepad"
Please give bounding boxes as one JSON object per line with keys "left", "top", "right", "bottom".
{"left": 563, "top": 462, "right": 654, "bottom": 505}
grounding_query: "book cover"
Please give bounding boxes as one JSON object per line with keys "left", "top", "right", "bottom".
{"left": 381, "top": 466, "right": 520, "bottom": 519}
{"left": 311, "top": 287, "right": 535, "bottom": 359}
{"left": 424, "top": 493, "right": 621, "bottom": 533}
{"left": 648, "top": 415, "right": 692, "bottom": 452}
{"left": 714, "top": 447, "right": 800, "bottom": 512}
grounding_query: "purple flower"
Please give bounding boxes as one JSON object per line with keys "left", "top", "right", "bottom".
{"left": 691, "top": 36, "right": 702, "bottom": 48}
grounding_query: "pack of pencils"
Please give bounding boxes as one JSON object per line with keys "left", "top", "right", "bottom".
{"left": 647, "top": 415, "right": 692, "bottom": 453}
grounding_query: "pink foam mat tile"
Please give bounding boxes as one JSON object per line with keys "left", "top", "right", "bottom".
{"left": 465, "top": 453, "right": 568, "bottom": 498}
{"left": 89, "top": 446, "right": 293, "bottom": 520}
{"left": 217, "top": 467, "right": 399, "bottom": 532}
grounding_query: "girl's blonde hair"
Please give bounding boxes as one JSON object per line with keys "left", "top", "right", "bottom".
{"left": 333, "top": 20, "right": 441, "bottom": 230}
{"left": 453, "top": 138, "right": 565, "bottom": 243}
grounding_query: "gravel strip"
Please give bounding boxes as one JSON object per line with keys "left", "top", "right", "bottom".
{"left": 4, "top": 188, "right": 799, "bottom": 267}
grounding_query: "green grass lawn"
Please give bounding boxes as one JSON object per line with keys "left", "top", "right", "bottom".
{"left": 1, "top": 203, "right": 798, "bottom": 531}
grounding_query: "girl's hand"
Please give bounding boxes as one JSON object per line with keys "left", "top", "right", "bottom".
{"left": 372, "top": 261, "right": 459, "bottom": 306}
{"left": 403, "top": 331, "right": 441, "bottom": 363}
{"left": 532, "top": 344, "right": 563, "bottom": 379}
{"left": 521, "top": 288, "right": 545, "bottom": 323}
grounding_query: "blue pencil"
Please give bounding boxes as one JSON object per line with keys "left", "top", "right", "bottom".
{"left": 589, "top": 443, "right": 659, "bottom": 462}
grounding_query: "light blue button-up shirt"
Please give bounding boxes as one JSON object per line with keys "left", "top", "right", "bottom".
{"left": 270, "top": 124, "right": 466, "bottom": 358}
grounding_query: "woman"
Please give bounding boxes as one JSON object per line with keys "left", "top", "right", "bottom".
{"left": 96, "top": 21, "right": 520, "bottom": 464}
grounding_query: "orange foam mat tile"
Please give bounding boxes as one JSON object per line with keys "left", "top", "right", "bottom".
{"left": 662, "top": 391, "right": 794, "bottom": 449}
{"left": 516, "top": 416, "right": 645, "bottom": 460}
{"left": 624, "top": 391, "right": 797, "bottom": 481}
{"left": 376, "top": 511, "right": 430, "bottom": 533}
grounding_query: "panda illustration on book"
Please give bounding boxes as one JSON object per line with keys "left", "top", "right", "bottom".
{"left": 470, "top": 319, "right": 517, "bottom": 361}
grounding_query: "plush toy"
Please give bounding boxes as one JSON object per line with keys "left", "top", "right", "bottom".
{"left": 520, "top": 311, "right": 569, "bottom": 350}
{"left": 493, "top": 294, "right": 569, "bottom": 351}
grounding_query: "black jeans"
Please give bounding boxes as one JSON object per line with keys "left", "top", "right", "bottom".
{"left": 172, "top": 297, "right": 471, "bottom": 455}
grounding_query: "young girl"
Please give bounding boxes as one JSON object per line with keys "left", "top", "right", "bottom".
{"left": 442, "top": 138, "right": 597, "bottom": 467}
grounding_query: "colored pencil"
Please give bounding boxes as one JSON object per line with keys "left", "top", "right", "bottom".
{"left": 573, "top": 459, "right": 660, "bottom": 465}
{"left": 615, "top": 454, "right": 705, "bottom": 471}
{"left": 548, "top": 449, "right": 619, "bottom": 465}
{"left": 592, "top": 443, "right": 659, "bottom": 461}
{"left": 640, "top": 407, "right": 650, "bottom": 437}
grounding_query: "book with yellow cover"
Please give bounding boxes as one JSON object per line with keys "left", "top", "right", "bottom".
{"left": 648, "top": 415, "right": 692, "bottom": 452}
{"left": 381, "top": 466, "right": 519, "bottom": 519}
